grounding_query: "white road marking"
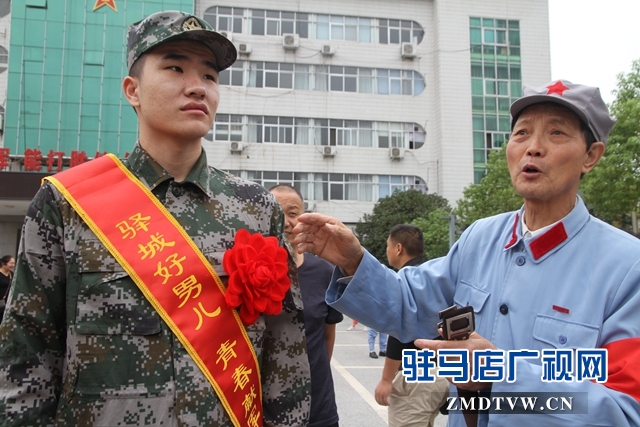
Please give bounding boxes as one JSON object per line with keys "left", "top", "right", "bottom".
{"left": 330, "top": 357, "right": 388, "bottom": 424}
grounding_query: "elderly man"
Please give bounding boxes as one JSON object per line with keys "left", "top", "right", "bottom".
{"left": 0, "top": 11, "right": 310, "bottom": 426}
{"left": 293, "top": 80, "right": 640, "bottom": 426}
{"left": 270, "top": 184, "right": 343, "bottom": 427}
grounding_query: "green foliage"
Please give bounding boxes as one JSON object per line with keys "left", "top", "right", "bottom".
{"left": 454, "top": 145, "right": 523, "bottom": 229}
{"left": 582, "top": 59, "right": 640, "bottom": 228}
{"left": 411, "top": 208, "right": 451, "bottom": 260}
{"left": 355, "top": 190, "right": 451, "bottom": 263}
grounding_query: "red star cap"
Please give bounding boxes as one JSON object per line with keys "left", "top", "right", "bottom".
{"left": 510, "top": 80, "right": 616, "bottom": 144}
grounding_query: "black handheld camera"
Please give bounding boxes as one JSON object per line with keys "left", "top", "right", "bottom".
{"left": 437, "top": 305, "right": 475, "bottom": 340}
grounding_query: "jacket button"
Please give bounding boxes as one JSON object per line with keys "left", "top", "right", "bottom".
{"left": 558, "top": 335, "right": 567, "bottom": 344}
{"left": 499, "top": 304, "right": 508, "bottom": 315}
{"left": 172, "top": 186, "right": 182, "bottom": 197}
{"left": 516, "top": 256, "right": 526, "bottom": 266}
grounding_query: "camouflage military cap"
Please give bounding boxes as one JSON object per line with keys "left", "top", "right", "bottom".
{"left": 127, "top": 10, "right": 237, "bottom": 72}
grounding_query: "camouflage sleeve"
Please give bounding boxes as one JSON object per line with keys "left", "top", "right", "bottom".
{"left": 0, "top": 183, "right": 67, "bottom": 426}
{"left": 262, "top": 307, "right": 311, "bottom": 427}
{"left": 261, "top": 195, "right": 311, "bottom": 426}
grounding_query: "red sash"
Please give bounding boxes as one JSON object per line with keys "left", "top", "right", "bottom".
{"left": 45, "top": 154, "right": 262, "bottom": 427}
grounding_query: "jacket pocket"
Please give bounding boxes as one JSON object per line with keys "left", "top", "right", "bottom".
{"left": 69, "top": 260, "right": 172, "bottom": 399}
{"left": 531, "top": 314, "right": 600, "bottom": 350}
{"left": 75, "top": 270, "right": 162, "bottom": 336}
{"left": 453, "top": 280, "right": 490, "bottom": 313}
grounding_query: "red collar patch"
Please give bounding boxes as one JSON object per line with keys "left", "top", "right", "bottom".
{"left": 505, "top": 213, "right": 520, "bottom": 249}
{"left": 529, "top": 222, "right": 568, "bottom": 260}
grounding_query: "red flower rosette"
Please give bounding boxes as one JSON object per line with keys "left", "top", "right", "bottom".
{"left": 223, "top": 229, "right": 291, "bottom": 325}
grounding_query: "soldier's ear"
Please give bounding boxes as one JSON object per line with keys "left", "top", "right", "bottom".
{"left": 123, "top": 76, "right": 141, "bottom": 109}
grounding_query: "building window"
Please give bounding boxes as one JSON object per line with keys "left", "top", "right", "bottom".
{"left": 249, "top": 9, "right": 309, "bottom": 37}
{"left": 203, "top": 6, "right": 243, "bottom": 33}
{"left": 0, "top": 0, "right": 10, "bottom": 18}
{"left": 0, "top": 45, "right": 7, "bottom": 74}
{"left": 218, "top": 60, "right": 244, "bottom": 86}
{"left": 329, "top": 66, "right": 358, "bottom": 92}
{"left": 207, "top": 115, "right": 425, "bottom": 149}
{"left": 264, "top": 116, "right": 294, "bottom": 143}
{"left": 379, "top": 19, "right": 424, "bottom": 44}
{"left": 204, "top": 7, "right": 423, "bottom": 44}
{"left": 469, "top": 17, "right": 521, "bottom": 182}
{"left": 225, "top": 170, "right": 427, "bottom": 203}
{"left": 214, "top": 114, "right": 243, "bottom": 142}
{"left": 219, "top": 61, "right": 425, "bottom": 96}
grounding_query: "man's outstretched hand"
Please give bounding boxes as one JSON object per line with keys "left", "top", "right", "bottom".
{"left": 293, "top": 213, "right": 364, "bottom": 276}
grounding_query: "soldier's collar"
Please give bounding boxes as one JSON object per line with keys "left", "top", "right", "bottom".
{"left": 125, "top": 142, "right": 212, "bottom": 197}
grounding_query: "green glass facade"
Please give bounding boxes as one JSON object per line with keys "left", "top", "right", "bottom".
{"left": 469, "top": 17, "right": 521, "bottom": 183}
{"left": 4, "top": 0, "right": 193, "bottom": 157}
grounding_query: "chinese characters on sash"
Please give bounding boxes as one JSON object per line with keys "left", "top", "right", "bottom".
{"left": 115, "top": 212, "right": 261, "bottom": 424}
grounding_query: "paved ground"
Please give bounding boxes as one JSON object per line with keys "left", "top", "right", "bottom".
{"left": 330, "top": 316, "right": 448, "bottom": 427}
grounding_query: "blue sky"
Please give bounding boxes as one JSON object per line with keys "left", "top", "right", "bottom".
{"left": 549, "top": 0, "right": 640, "bottom": 105}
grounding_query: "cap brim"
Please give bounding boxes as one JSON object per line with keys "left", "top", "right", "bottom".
{"left": 510, "top": 95, "right": 591, "bottom": 133}
{"left": 167, "top": 30, "right": 237, "bottom": 72}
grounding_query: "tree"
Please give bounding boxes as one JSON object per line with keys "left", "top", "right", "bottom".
{"left": 355, "top": 190, "right": 451, "bottom": 263}
{"left": 581, "top": 59, "right": 640, "bottom": 229}
{"left": 454, "top": 145, "right": 523, "bottom": 230}
{"left": 412, "top": 208, "right": 451, "bottom": 260}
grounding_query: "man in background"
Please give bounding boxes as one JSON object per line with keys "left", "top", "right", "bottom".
{"left": 271, "top": 185, "right": 343, "bottom": 427}
{"left": 374, "top": 224, "right": 448, "bottom": 427}
{"left": 367, "top": 327, "right": 388, "bottom": 359}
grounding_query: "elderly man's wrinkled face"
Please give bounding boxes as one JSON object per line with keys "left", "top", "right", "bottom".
{"left": 270, "top": 189, "right": 303, "bottom": 245}
{"left": 507, "top": 104, "right": 603, "bottom": 210}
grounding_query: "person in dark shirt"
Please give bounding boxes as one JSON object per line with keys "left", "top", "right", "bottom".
{"left": 374, "top": 225, "right": 448, "bottom": 427}
{"left": 0, "top": 255, "right": 15, "bottom": 320}
{"left": 271, "top": 185, "right": 343, "bottom": 427}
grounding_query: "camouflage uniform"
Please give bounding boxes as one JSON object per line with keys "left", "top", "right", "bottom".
{"left": 0, "top": 143, "right": 312, "bottom": 426}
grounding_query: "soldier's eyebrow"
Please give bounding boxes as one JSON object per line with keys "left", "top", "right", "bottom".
{"left": 161, "top": 52, "right": 189, "bottom": 62}
{"left": 161, "top": 52, "right": 218, "bottom": 72}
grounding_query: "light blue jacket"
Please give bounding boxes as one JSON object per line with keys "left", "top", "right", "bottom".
{"left": 327, "top": 197, "right": 640, "bottom": 426}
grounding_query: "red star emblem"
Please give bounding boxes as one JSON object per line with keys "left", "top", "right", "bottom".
{"left": 93, "top": 0, "right": 117, "bottom": 12}
{"left": 546, "top": 81, "right": 569, "bottom": 96}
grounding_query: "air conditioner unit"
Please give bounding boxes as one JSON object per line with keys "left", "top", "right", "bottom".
{"left": 321, "top": 44, "right": 335, "bottom": 56}
{"left": 218, "top": 30, "right": 233, "bottom": 42}
{"left": 303, "top": 201, "right": 315, "bottom": 212}
{"left": 230, "top": 142, "right": 244, "bottom": 153}
{"left": 282, "top": 33, "right": 299, "bottom": 50}
{"left": 401, "top": 42, "right": 417, "bottom": 59}
{"left": 389, "top": 147, "right": 404, "bottom": 159}
{"left": 238, "top": 43, "right": 252, "bottom": 55}
{"left": 322, "top": 146, "right": 337, "bottom": 157}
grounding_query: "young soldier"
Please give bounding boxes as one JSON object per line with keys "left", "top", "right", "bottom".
{"left": 0, "top": 11, "right": 310, "bottom": 426}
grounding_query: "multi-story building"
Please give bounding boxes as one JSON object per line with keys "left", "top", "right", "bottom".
{"left": 0, "top": 0, "right": 550, "bottom": 255}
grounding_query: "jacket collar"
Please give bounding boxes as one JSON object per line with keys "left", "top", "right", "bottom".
{"left": 124, "top": 142, "right": 213, "bottom": 198}
{"left": 402, "top": 256, "right": 426, "bottom": 268}
{"left": 503, "top": 196, "right": 590, "bottom": 262}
